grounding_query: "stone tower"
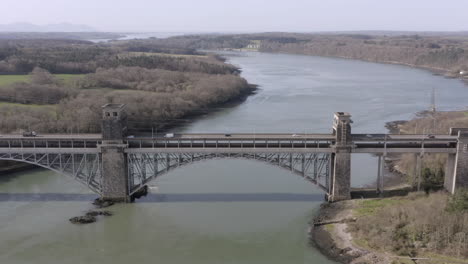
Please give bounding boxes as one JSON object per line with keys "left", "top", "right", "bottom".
{"left": 329, "top": 112, "right": 352, "bottom": 202}
{"left": 99, "top": 104, "right": 130, "bottom": 202}
{"left": 102, "top": 104, "right": 127, "bottom": 141}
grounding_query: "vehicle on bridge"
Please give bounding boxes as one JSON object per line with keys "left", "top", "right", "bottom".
{"left": 22, "top": 131, "right": 36, "bottom": 137}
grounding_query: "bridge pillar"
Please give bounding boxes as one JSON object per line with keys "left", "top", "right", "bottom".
{"left": 445, "top": 131, "right": 468, "bottom": 193}
{"left": 99, "top": 104, "right": 130, "bottom": 202}
{"left": 329, "top": 112, "right": 352, "bottom": 202}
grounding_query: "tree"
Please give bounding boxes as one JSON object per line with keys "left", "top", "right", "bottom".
{"left": 29, "top": 67, "right": 58, "bottom": 85}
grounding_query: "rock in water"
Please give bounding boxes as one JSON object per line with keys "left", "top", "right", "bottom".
{"left": 69, "top": 215, "right": 96, "bottom": 224}
{"left": 92, "top": 198, "right": 115, "bottom": 208}
{"left": 85, "top": 210, "right": 113, "bottom": 217}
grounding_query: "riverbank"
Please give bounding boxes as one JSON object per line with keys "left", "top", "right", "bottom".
{"left": 133, "top": 83, "right": 258, "bottom": 134}
{"left": 311, "top": 110, "right": 468, "bottom": 264}
{"left": 310, "top": 192, "right": 468, "bottom": 264}
{"left": 310, "top": 200, "right": 392, "bottom": 264}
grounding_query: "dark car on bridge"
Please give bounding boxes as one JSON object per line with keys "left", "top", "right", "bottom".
{"left": 22, "top": 131, "right": 37, "bottom": 137}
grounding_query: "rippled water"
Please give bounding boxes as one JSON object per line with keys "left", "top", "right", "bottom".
{"left": 1, "top": 52, "right": 467, "bottom": 264}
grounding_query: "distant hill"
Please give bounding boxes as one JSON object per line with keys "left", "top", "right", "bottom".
{"left": 0, "top": 22, "right": 97, "bottom": 32}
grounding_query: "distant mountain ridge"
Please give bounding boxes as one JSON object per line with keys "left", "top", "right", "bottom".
{"left": 0, "top": 22, "right": 97, "bottom": 32}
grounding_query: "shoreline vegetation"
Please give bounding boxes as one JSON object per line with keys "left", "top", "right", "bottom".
{"left": 311, "top": 111, "right": 468, "bottom": 264}
{"left": 310, "top": 192, "right": 468, "bottom": 264}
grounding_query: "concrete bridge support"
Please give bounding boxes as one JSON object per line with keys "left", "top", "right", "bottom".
{"left": 445, "top": 131, "right": 468, "bottom": 193}
{"left": 329, "top": 112, "right": 352, "bottom": 202}
{"left": 99, "top": 104, "right": 130, "bottom": 202}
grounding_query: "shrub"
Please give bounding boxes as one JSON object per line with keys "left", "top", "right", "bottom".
{"left": 446, "top": 188, "right": 468, "bottom": 213}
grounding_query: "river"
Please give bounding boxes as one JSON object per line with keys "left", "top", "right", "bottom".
{"left": 1, "top": 52, "right": 467, "bottom": 264}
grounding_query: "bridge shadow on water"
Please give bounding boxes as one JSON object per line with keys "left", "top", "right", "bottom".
{"left": 0, "top": 193, "right": 325, "bottom": 203}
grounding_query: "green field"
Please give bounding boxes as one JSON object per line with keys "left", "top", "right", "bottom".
{"left": 0, "top": 74, "right": 85, "bottom": 86}
{"left": 0, "top": 102, "right": 57, "bottom": 114}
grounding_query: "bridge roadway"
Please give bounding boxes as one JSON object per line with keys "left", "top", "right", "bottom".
{"left": 0, "top": 133, "right": 458, "bottom": 154}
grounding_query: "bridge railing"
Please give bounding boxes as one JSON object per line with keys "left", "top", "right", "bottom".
{"left": 124, "top": 137, "right": 335, "bottom": 150}
{"left": 0, "top": 138, "right": 102, "bottom": 149}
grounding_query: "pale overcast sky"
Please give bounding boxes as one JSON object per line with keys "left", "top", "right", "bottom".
{"left": 1, "top": 0, "right": 467, "bottom": 32}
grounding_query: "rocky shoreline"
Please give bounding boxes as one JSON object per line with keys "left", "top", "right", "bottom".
{"left": 309, "top": 201, "right": 393, "bottom": 264}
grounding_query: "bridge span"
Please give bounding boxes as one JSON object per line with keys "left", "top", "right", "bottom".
{"left": 0, "top": 104, "right": 466, "bottom": 202}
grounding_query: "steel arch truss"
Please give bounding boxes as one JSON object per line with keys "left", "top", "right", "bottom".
{"left": 127, "top": 152, "right": 331, "bottom": 195}
{"left": 0, "top": 152, "right": 103, "bottom": 193}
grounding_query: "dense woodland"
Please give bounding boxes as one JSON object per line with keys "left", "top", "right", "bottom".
{"left": 0, "top": 38, "right": 253, "bottom": 134}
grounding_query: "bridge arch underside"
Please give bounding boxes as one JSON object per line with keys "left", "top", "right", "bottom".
{"left": 127, "top": 152, "right": 332, "bottom": 196}
{"left": 0, "top": 152, "right": 102, "bottom": 194}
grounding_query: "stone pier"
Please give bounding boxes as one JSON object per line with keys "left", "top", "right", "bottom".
{"left": 99, "top": 104, "right": 130, "bottom": 202}
{"left": 329, "top": 112, "right": 352, "bottom": 202}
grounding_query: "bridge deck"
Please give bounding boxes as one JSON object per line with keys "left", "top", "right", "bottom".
{"left": 0, "top": 133, "right": 459, "bottom": 154}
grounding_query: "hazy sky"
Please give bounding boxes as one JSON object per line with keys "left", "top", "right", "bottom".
{"left": 2, "top": 0, "right": 467, "bottom": 32}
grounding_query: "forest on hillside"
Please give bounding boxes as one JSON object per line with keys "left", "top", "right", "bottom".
{"left": 0, "top": 38, "right": 253, "bottom": 134}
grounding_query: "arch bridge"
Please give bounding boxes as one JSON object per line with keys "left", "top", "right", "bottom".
{"left": 0, "top": 104, "right": 466, "bottom": 202}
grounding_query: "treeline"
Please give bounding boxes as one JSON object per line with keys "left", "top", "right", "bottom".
{"left": 0, "top": 39, "right": 239, "bottom": 74}
{"left": 120, "top": 35, "right": 251, "bottom": 50}
{"left": 256, "top": 33, "right": 468, "bottom": 74}
{"left": 150, "top": 33, "right": 468, "bottom": 74}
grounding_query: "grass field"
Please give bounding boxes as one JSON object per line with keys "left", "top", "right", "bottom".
{"left": 0, "top": 74, "right": 84, "bottom": 86}
{"left": 354, "top": 198, "right": 404, "bottom": 216}
{"left": 0, "top": 102, "right": 57, "bottom": 116}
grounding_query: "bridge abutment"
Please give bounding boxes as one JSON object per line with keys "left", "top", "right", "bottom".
{"left": 99, "top": 104, "right": 130, "bottom": 202}
{"left": 329, "top": 112, "right": 352, "bottom": 202}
